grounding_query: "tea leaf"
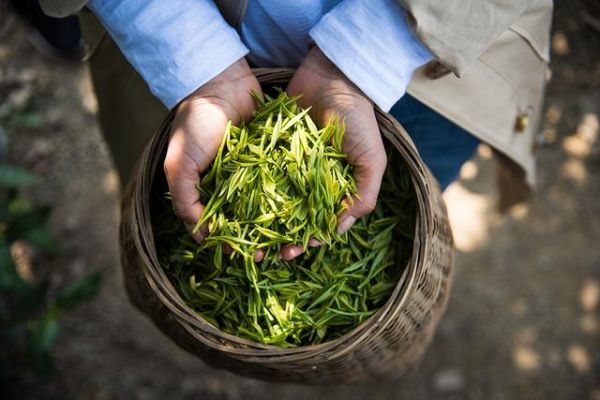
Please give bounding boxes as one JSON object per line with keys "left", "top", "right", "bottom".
{"left": 156, "top": 93, "right": 416, "bottom": 347}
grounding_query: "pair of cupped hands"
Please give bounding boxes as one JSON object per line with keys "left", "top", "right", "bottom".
{"left": 165, "top": 47, "right": 387, "bottom": 261}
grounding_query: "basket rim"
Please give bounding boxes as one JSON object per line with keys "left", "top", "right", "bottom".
{"left": 130, "top": 68, "right": 439, "bottom": 360}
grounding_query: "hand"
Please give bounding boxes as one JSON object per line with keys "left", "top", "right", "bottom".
{"left": 164, "top": 58, "right": 262, "bottom": 246}
{"left": 283, "top": 46, "right": 387, "bottom": 260}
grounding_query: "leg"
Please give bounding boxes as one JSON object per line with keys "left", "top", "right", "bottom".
{"left": 389, "top": 95, "right": 480, "bottom": 191}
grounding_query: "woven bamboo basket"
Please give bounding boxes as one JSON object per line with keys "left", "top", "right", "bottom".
{"left": 119, "top": 68, "right": 454, "bottom": 383}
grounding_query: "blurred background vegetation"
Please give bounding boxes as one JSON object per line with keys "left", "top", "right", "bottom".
{"left": 1, "top": 139, "right": 101, "bottom": 380}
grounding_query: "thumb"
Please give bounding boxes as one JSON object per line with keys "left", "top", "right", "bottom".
{"left": 164, "top": 103, "right": 229, "bottom": 243}
{"left": 164, "top": 129, "right": 212, "bottom": 243}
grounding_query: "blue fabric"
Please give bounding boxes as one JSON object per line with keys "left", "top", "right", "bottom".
{"left": 240, "top": 0, "right": 339, "bottom": 68}
{"left": 88, "top": 0, "right": 250, "bottom": 108}
{"left": 390, "top": 95, "right": 480, "bottom": 190}
{"left": 89, "top": 0, "right": 431, "bottom": 111}
{"left": 89, "top": 0, "right": 473, "bottom": 188}
{"left": 309, "top": 0, "right": 432, "bottom": 110}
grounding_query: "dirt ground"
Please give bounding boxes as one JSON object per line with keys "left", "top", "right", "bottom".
{"left": 2, "top": 1, "right": 599, "bottom": 399}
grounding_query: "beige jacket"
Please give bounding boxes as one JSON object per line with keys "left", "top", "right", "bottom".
{"left": 40, "top": 0, "right": 552, "bottom": 193}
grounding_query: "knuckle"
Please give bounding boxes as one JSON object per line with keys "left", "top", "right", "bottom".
{"left": 358, "top": 198, "right": 377, "bottom": 214}
{"left": 365, "top": 152, "right": 387, "bottom": 178}
{"left": 375, "top": 157, "right": 387, "bottom": 173}
{"left": 163, "top": 158, "right": 173, "bottom": 176}
{"left": 163, "top": 151, "right": 181, "bottom": 176}
{"left": 171, "top": 201, "right": 194, "bottom": 222}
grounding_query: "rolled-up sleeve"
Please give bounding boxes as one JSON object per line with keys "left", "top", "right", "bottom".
{"left": 88, "top": 0, "right": 249, "bottom": 108}
{"left": 309, "top": 0, "right": 432, "bottom": 112}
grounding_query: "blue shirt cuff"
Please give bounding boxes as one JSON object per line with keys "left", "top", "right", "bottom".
{"left": 88, "top": 0, "right": 249, "bottom": 109}
{"left": 309, "top": 0, "right": 433, "bottom": 112}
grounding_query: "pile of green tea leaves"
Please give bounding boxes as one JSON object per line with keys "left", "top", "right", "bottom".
{"left": 156, "top": 92, "right": 416, "bottom": 347}
{"left": 193, "top": 92, "right": 355, "bottom": 257}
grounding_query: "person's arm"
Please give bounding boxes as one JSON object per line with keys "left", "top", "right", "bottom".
{"left": 282, "top": 0, "right": 431, "bottom": 259}
{"left": 309, "top": 0, "right": 432, "bottom": 112}
{"left": 88, "top": 0, "right": 250, "bottom": 108}
{"left": 89, "top": 0, "right": 263, "bottom": 249}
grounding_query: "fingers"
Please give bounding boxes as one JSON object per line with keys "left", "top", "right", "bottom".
{"left": 308, "top": 238, "right": 322, "bottom": 247}
{"left": 337, "top": 124, "right": 387, "bottom": 234}
{"left": 337, "top": 157, "right": 386, "bottom": 233}
{"left": 165, "top": 103, "right": 229, "bottom": 242}
{"left": 164, "top": 58, "right": 263, "bottom": 247}
{"left": 281, "top": 244, "right": 304, "bottom": 261}
{"left": 165, "top": 97, "right": 261, "bottom": 246}
{"left": 164, "top": 128, "right": 210, "bottom": 242}
{"left": 224, "top": 243, "right": 264, "bottom": 262}
{"left": 280, "top": 239, "right": 322, "bottom": 261}
{"left": 286, "top": 45, "right": 385, "bottom": 235}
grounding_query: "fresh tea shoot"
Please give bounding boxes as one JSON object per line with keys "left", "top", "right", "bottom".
{"left": 157, "top": 92, "right": 416, "bottom": 347}
{"left": 193, "top": 91, "right": 356, "bottom": 260}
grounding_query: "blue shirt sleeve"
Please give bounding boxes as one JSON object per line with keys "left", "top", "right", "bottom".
{"left": 88, "top": 0, "right": 249, "bottom": 109}
{"left": 309, "top": 0, "right": 433, "bottom": 112}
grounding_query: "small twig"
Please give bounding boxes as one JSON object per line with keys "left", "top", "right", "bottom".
{"left": 581, "top": 11, "right": 600, "bottom": 34}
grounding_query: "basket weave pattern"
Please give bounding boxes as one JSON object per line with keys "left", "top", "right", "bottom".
{"left": 119, "top": 69, "right": 454, "bottom": 383}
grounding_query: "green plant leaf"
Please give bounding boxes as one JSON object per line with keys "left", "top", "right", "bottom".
{"left": 26, "top": 315, "right": 60, "bottom": 375}
{"left": 4, "top": 205, "right": 52, "bottom": 244}
{"left": 22, "top": 226, "right": 60, "bottom": 254}
{"left": 0, "top": 243, "right": 36, "bottom": 296}
{"left": 0, "top": 237, "right": 49, "bottom": 328}
{"left": 55, "top": 271, "right": 102, "bottom": 312}
{"left": 0, "top": 164, "right": 38, "bottom": 188}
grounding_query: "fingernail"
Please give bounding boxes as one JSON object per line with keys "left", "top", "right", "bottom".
{"left": 337, "top": 216, "right": 356, "bottom": 235}
{"left": 308, "top": 238, "right": 322, "bottom": 247}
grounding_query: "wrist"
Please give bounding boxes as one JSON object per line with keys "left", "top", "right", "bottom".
{"left": 300, "top": 47, "right": 372, "bottom": 105}
{"left": 308, "top": 0, "right": 432, "bottom": 111}
{"left": 181, "top": 58, "right": 260, "bottom": 121}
